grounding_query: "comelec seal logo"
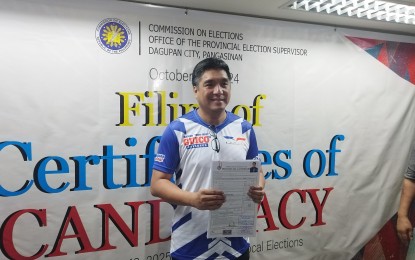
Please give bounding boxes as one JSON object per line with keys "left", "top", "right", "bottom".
{"left": 96, "top": 18, "right": 132, "bottom": 54}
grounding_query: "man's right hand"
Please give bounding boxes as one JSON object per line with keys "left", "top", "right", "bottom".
{"left": 397, "top": 215, "right": 413, "bottom": 246}
{"left": 191, "top": 189, "right": 226, "bottom": 210}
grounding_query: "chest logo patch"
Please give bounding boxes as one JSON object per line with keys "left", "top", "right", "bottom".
{"left": 183, "top": 134, "right": 210, "bottom": 149}
{"left": 224, "top": 135, "right": 246, "bottom": 145}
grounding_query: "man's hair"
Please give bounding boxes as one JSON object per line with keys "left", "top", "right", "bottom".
{"left": 192, "top": 58, "right": 231, "bottom": 87}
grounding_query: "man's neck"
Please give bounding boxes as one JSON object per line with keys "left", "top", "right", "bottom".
{"left": 197, "top": 109, "right": 226, "bottom": 126}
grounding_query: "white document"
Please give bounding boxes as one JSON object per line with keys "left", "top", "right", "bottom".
{"left": 407, "top": 228, "right": 415, "bottom": 260}
{"left": 207, "top": 160, "right": 260, "bottom": 238}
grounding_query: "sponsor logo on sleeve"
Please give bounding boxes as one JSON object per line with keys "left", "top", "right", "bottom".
{"left": 155, "top": 154, "right": 165, "bottom": 162}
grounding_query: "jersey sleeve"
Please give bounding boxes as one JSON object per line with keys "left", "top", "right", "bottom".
{"left": 246, "top": 127, "right": 259, "bottom": 160}
{"left": 153, "top": 125, "right": 180, "bottom": 175}
{"left": 405, "top": 145, "right": 415, "bottom": 180}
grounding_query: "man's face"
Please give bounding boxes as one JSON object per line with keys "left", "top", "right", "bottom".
{"left": 193, "top": 69, "right": 231, "bottom": 114}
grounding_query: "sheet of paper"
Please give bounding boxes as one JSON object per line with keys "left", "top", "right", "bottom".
{"left": 207, "top": 160, "right": 260, "bottom": 238}
{"left": 407, "top": 228, "right": 415, "bottom": 260}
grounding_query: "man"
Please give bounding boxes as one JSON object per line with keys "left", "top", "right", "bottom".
{"left": 250, "top": 162, "right": 258, "bottom": 173}
{"left": 397, "top": 147, "right": 415, "bottom": 246}
{"left": 151, "top": 57, "right": 265, "bottom": 260}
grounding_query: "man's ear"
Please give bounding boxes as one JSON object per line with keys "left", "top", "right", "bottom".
{"left": 193, "top": 86, "right": 198, "bottom": 94}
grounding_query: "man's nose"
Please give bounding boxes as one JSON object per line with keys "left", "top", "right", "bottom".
{"left": 213, "top": 84, "right": 223, "bottom": 94}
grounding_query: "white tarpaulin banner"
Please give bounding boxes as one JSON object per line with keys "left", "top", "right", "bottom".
{"left": 1, "top": 0, "right": 415, "bottom": 259}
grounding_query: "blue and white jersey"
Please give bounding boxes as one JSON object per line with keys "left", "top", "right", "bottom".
{"left": 153, "top": 109, "right": 259, "bottom": 260}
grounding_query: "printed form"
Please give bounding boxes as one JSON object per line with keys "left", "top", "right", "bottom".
{"left": 207, "top": 160, "right": 260, "bottom": 238}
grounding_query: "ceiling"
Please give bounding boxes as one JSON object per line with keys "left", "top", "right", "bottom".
{"left": 124, "top": 0, "right": 415, "bottom": 36}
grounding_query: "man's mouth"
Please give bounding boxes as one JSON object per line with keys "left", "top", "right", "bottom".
{"left": 210, "top": 96, "right": 225, "bottom": 101}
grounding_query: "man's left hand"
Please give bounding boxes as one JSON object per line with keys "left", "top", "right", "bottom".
{"left": 248, "top": 186, "right": 265, "bottom": 204}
